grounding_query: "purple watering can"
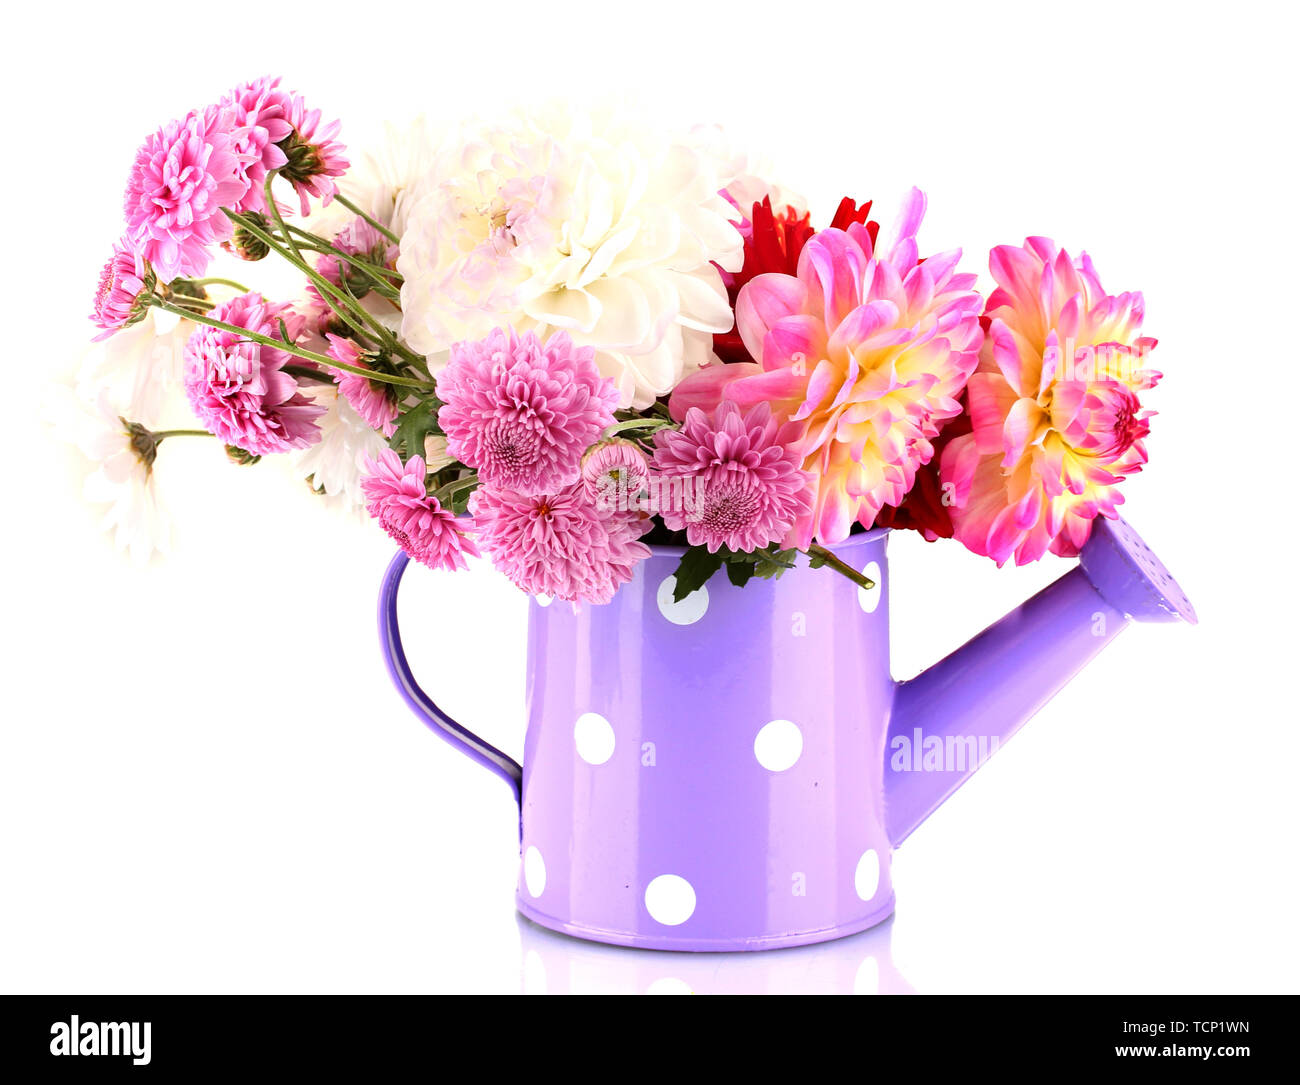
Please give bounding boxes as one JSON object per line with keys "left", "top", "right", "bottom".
{"left": 379, "top": 517, "right": 1194, "bottom": 952}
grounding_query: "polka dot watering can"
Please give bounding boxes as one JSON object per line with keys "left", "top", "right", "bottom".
{"left": 378, "top": 517, "right": 1194, "bottom": 952}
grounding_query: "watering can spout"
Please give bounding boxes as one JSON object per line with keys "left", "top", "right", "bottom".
{"left": 884, "top": 517, "right": 1195, "bottom": 847}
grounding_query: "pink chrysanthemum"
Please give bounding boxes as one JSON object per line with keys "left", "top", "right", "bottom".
{"left": 361, "top": 450, "right": 479, "bottom": 571}
{"left": 325, "top": 334, "right": 400, "bottom": 437}
{"left": 278, "top": 96, "right": 349, "bottom": 216}
{"left": 327, "top": 217, "right": 397, "bottom": 275}
{"left": 219, "top": 76, "right": 295, "bottom": 213}
{"left": 436, "top": 329, "right": 619, "bottom": 495}
{"left": 652, "top": 401, "right": 814, "bottom": 553}
{"left": 305, "top": 217, "right": 399, "bottom": 317}
{"left": 581, "top": 439, "right": 650, "bottom": 507}
{"left": 470, "top": 482, "right": 651, "bottom": 605}
{"left": 670, "top": 189, "right": 983, "bottom": 547}
{"left": 91, "top": 239, "right": 154, "bottom": 340}
{"left": 183, "top": 292, "right": 324, "bottom": 454}
{"left": 940, "top": 238, "right": 1159, "bottom": 565}
{"left": 123, "top": 105, "right": 251, "bottom": 282}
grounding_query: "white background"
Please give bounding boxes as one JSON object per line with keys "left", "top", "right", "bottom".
{"left": 2, "top": 0, "right": 1297, "bottom": 993}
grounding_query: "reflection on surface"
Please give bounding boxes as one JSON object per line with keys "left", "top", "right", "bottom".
{"left": 517, "top": 914, "right": 915, "bottom": 994}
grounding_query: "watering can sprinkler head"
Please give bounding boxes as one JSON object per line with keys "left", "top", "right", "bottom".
{"left": 885, "top": 515, "right": 1196, "bottom": 846}
{"left": 1077, "top": 516, "right": 1197, "bottom": 625}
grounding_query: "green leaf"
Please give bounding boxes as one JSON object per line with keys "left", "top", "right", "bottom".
{"left": 725, "top": 561, "right": 756, "bottom": 588}
{"left": 670, "top": 544, "right": 803, "bottom": 599}
{"left": 388, "top": 398, "right": 442, "bottom": 461}
{"left": 748, "top": 546, "right": 799, "bottom": 580}
{"left": 671, "top": 547, "right": 725, "bottom": 602}
{"left": 447, "top": 480, "right": 478, "bottom": 515}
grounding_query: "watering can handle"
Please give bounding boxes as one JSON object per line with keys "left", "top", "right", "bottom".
{"left": 378, "top": 551, "right": 523, "bottom": 806}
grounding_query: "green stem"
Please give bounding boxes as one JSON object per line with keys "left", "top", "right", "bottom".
{"left": 151, "top": 299, "right": 432, "bottom": 390}
{"left": 604, "top": 417, "right": 678, "bottom": 436}
{"left": 153, "top": 429, "right": 214, "bottom": 440}
{"left": 164, "top": 295, "right": 214, "bottom": 312}
{"left": 334, "top": 194, "right": 400, "bottom": 245}
{"left": 805, "top": 543, "right": 875, "bottom": 591}
{"left": 226, "top": 209, "right": 426, "bottom": 371}
{"left": 291, "top": 248, "right": 402, "bottom": 302}
{"left": 284, "top": 364, "right": 336, "bottom": 385}
{"left": 286, "top": 226, "right": 402, "bottom": 282}
{"left": 184, "top": 277, "right": 249, "bottom": 293}
{"left": 224, "top": 209, "right": 383, "bottom": 347}
{"left": 263, "top": 173, "right": 306, "bottom": 263}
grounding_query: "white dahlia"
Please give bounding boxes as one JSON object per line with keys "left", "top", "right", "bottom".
{"left": 396, "top": 110, "right": 744, "bottom": 408}
{"left": 689, "top": 123, "right": 809, "bottom": 220}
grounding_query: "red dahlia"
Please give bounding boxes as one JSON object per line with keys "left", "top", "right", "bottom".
{"left": 713, "top": 196, "right": 880, "bottom": 364}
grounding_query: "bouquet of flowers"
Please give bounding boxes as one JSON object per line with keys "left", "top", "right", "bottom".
{"left": 71, "top": 77, "right": 1161, "bottom": 604}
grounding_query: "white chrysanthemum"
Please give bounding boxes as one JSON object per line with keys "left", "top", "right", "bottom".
{"left": 76, "top": 310, "right": 191, "bottom": 425}
{"left": 396, "top": 110, "right": 744, "bottom": 408}
{"left": 293, "top": 385, "right": 389, "bottom": 510}
{"left": 47, "top": 386, "right": 170, "bottom": 564}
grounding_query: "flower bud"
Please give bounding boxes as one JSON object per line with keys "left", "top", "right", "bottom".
{"left": 224, "top": 444, "right": 261, "bottom": 466}
{"left": 279, "top": 133, "right": 326, "bottom": 187}
{"left": 224, "top": 213, "right": 271, "bottom": 261}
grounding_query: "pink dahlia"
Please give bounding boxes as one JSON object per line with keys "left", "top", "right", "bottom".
{"left": 91, "top": 239, "right": 154, "bottom": 340}
{"left": 219, "top": 76, "right": 295, "bottom": 213}
{"left": 940, "top": 238, "right": 1159, "bottom": 565}
{"left": 278, "top": 95, "right": 349, "bottom": 216}
{"left": 713, "top": 195, "right": 879, "bottom": 360}
{"left": 123, "top": 105, "right": 251, "bottom": 282}
{"left": 652, "top": 401, "right": 814, "bottom": 553}
{"left": 436, "top": 329, "right": 619, "bottom": 495}
{"left": 361, "top": 450, "right": 479, "bottom": 571}
{"left": 325, "top": 334, "right": 400, "bottom": 437}
{"left": 183, "top": 292, "right": 324, "bottom": 454}
{"left": 670, "top": 189, "right": 983, "bottom": 547}
{"left": 581, "top": 439, "right": 650, "bottom": 507}
{"left": 470, "top": 483, "right": 651, "bottom": 605}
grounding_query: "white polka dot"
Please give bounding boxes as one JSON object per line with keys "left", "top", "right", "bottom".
{"left": 574, "top": 711, "right": 616, "bottom": 765}
{"left": 853, "top": 956, "right": 880, "bottom": 995}
{"left": 858, "top": 561, "right": 882, "bottom": 613}
{"left": 657, "top": 576, "right": 709, "bottom": 625}
{"left": 535, "top": 594, "right": 553, "bottom": 608}
{"left": 645, "top": 977, "right": 693, "bottom": 995}
{"left": 644, "top": 874, "right": 696, "bottom": 926}
{"left": 754, "top": 719, "right": 803, "bottom": 772}
{"left": 854, "top": 848, "right": 880, "bottom": 901}
{"left": 524, "top": 846, "right": 546, "bottom": 898}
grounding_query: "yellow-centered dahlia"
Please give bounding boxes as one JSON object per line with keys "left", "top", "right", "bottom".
{"left": 670, "top": 189, "right": 983, "bottom": 547}
{"left": 940, "top": 237, "right": 1159, "bottom": 565}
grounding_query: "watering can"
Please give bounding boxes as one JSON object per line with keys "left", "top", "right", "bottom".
{"left": 379, "top": 517, "right": 1194, "bottom": 952}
